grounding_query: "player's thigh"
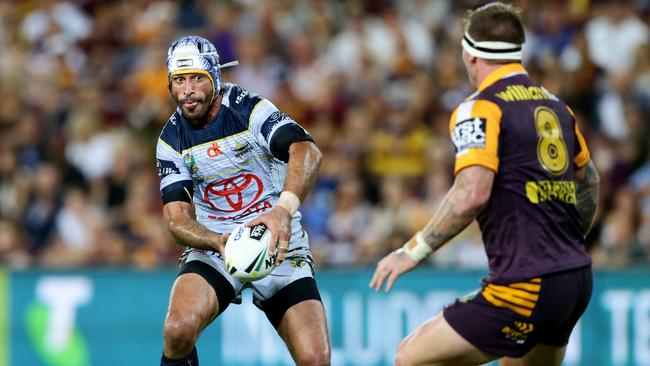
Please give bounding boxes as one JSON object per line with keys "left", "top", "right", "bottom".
{"left": 500, "top": 344, "right": 566, "bottom": 366}
{"left": 256, "top": 270, "right": 330, "bottom": 364}
{"left": 395, "top": 313, "right": 497, "bottom": 366}
{"left": 277, "top": 298, "right": 330, "bottom": 363}
{"left": 166, "top": 259, "right": 237, "bottom": 333}
{"left": 165, "top": 273, "right": 218, "bottom": 332}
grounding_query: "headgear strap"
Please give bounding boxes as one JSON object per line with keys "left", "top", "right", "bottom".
{"left": 461, "top": 32, "right": 522, "bottom": 60}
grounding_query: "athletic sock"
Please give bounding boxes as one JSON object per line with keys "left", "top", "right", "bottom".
{"left": 160, "top": 346, "right": 198, "bottom": 366}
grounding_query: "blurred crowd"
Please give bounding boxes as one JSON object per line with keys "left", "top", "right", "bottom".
{"left": 0, "top": 0, "right": 649, "bottom": 270}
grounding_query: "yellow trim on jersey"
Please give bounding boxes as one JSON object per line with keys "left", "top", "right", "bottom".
{"left": 565, "top": 106, "right": 591, "bottom": 168}
{"left": 574, "top": 124, "right": 590, "bottom": 168}
{"left": 158, "top": 137, "right": 179, "bottom": 154}
{"left": 180, "top": 130, "right": 251, "bottom": 153}
{"left": 451, "top": 100, "right": 502, "bottom": 175}
{"left": 177, "top": 99, "right": 265, "bottom": 153}
{"left": 248, "top": 99, "right": 263, "bottom": 128}
{"left": 183, "top": 187, "right": 193, "bottom": 201}
{"left": 477, "top": 63, "right": 527, "bottom": 92}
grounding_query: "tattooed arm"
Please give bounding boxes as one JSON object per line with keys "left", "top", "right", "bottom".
{"left": 573, "top": 159, "right": 600, "bottom": 236}
{"left": 420, "top": 165, "right": 495, "bottom": 250}
{"left": 370, "top": 166, "right": 495, "bottom": 291}
{"left": 163, "top": 201, "right": 227, "bottom": 254}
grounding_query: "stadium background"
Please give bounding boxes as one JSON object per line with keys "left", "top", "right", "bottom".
{"left": 0, "top": 0, "right": 649, "bottom": 365}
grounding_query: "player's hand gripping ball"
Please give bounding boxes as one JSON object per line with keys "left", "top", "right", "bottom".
{"left": 224, "top": 223, "right": 276, "bottom": 281}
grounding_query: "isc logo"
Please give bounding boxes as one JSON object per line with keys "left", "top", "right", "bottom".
{"left": 235, "top": 90, "right": 249, "bottom": 104}
{"left": 452, "top": 117, "right": 487, "bottom": 154}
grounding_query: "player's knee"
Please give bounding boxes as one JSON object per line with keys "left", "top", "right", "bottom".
{"left": 295, "top": 347, "right": 330, "bottom": 366}
{"left": 163, "top": 315, "right": 200, "bottom": 351}
{"left": 395, "top": 339, "right": 417, "bottom": 366}
{"left": 394, "top": 349, "right": 408, "bottom": 366}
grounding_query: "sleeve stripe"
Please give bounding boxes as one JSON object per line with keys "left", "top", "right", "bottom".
{"left": 158, "top": 137, "right": 178, "bottom": 154}
{"left": 249, "top": 99, "right": 277, "bottom": 128}
{"left": 574, "top": 123, "right": 590, "bottom": 168}
{"left": 161, "top": 180, "right": 193, "bottom": 196}
{"left": 247, "top": 99, "right": 264, "bottom": 128}
{"left": 567, "top": 105, "right": 590, "bottom": 168}
{"left": 451, "top": 99, "right": 502, "bottom": 175}
{"left": 456, "top": 100, "right": 475, "bottom": 121}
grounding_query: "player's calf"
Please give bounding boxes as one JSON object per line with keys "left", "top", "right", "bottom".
{"left": 161, "top": 346, "right": 198, "bottom": 366}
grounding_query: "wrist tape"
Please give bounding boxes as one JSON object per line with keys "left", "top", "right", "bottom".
{"left": 403, "top": 231, "right": 433, "bottom": 261}
{"left": 276, "top": 191, "right": 301, "bottom": 216}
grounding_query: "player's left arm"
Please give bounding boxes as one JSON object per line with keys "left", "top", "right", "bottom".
{"left": 248, "top": 140, "right": 323, "bottom": 265}
{"left": 247, "top": 100, "right": 323, "bottom": 265}
{"left": 370, "top": 166, "right": 494, "bottom": 292}
{"left": 574, "top": 159, "right": 600, "bottom": 236}
{"left": 569, "top": 108, "right": 600, "bottom": 236}
{"left": 280, "top": 141, "right": 323, "bottom": 203}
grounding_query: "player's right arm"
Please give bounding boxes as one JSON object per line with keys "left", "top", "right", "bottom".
{"left": 573, "top": 159, "right": 600, "bottom": 236}
{"left": 163, "top": 201, "right": 227, "bottom": 254}
{"left": 157, "top": 125, "right": 227, "bottom": 254}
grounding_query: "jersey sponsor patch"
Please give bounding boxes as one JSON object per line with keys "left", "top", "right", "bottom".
{"left": 452, "top": 117, "right": 487, "bottom": 154}
{"left": 156, "top": 159, "right": 181, "bottom": 177}
{"left": 203, "top": 174, "right": 264, "bottom": 213}
{"left": 232, "top": 141, "right": 254, "bottom": 158}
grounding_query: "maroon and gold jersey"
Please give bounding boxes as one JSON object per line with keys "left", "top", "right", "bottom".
{"left": 449, "top": 63, "right": 591, "bottom": 283}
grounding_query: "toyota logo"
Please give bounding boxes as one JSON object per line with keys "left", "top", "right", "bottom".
{"left": 203, "top": 174, "right": 264, "bottom": 212}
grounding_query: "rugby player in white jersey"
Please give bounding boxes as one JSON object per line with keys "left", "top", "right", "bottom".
{"left": 156, "top": 36, "right": 330, "bottom": 366}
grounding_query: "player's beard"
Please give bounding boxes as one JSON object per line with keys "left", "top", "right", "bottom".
{"left": 178, "top": 95, "right": 210, "bottom": 123}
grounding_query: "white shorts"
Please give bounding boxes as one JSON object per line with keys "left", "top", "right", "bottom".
{"left": 181, "top": 229, "right": 315, "bottom": 307}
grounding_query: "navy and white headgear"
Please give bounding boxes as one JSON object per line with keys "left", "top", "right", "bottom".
{"left": 167, "top": 35, "right": 238, "bottom": 104}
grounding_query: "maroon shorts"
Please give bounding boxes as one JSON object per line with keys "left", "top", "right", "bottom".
{"left": 443, "top": 266, "right": 592, "bottom": 357}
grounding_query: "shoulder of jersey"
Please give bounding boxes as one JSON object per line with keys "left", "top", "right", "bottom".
{"left": 222, "top": 83, "right": 263, "bottom": 117}
{"left": 158, "top": 110, "right": 182, "bottom": 151}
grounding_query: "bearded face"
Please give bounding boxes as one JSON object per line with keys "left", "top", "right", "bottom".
{"left": 170, "top": 73, "right": 214, "bottom": 123}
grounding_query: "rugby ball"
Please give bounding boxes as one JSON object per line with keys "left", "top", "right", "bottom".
{"left": 224, "top": 223, "right": 276, "bottom": 281}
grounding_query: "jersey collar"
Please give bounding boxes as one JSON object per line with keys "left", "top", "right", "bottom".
{"left": 477, "top": 63, "right": 527, "bottom": 92}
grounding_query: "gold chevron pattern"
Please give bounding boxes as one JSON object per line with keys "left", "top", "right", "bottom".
{"left": 481, "top": 278, "right": 541, "bottom": 317}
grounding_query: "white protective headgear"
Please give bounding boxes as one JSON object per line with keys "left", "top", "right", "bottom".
{"left": 167, "top": 35, "right": 238, "bottom": 103}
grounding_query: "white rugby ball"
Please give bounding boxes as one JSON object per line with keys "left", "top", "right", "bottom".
{"left": 224, "top": 223, "right": 276, "bottom": 281}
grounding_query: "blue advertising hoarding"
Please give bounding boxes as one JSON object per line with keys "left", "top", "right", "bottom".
{"left": 2, "top": 269, "right": 650, "bottom": 366}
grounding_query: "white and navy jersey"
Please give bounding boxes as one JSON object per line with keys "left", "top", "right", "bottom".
{"left": 156, "top": 83, "right": 314, "bottom": 249}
